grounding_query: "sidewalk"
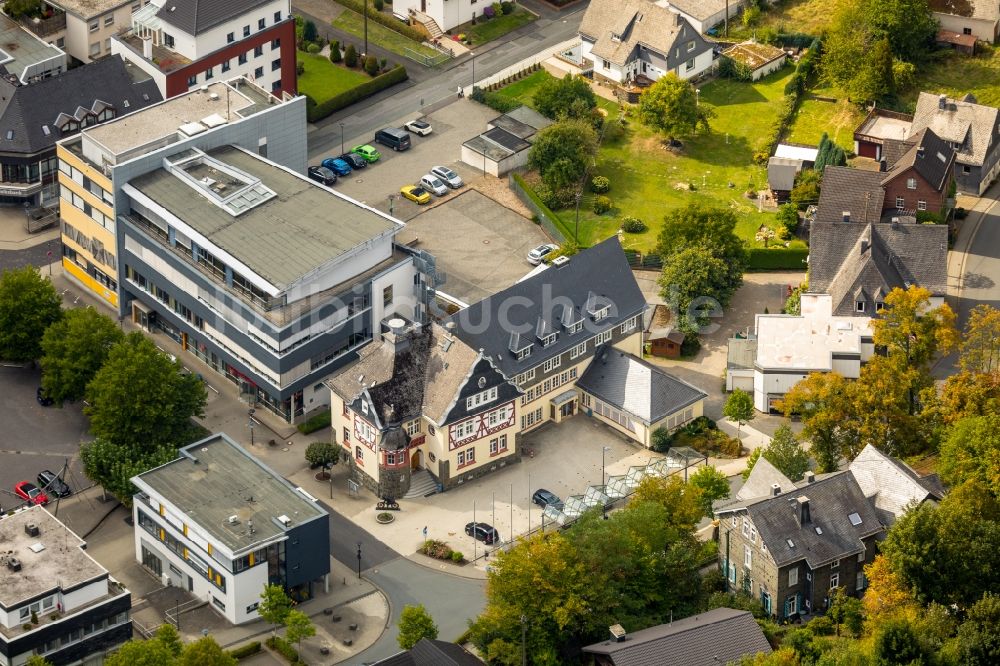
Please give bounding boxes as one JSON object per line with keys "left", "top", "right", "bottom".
{"left": 0, "top": 206, "right": 57, "bottom": 251}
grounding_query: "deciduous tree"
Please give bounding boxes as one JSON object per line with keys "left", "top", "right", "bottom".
{"left": 81, "top": 437, "right": 177, "bottom": 506}
{"left": 630, "top": 474, "right": 703, "bottom": 533}
{"left": 688, "top": 465, "right": 730, "bottom": 517}
{"left": 954, "top": 593, "right": 1000, "bottom": 665}
{"left": 155, "top": 624, "right": 183, "bottom": 657}
{"left": 104, "top": 638, "right": 174, "bottom": 666}
{"left": 283, "top": 609, "right": 315, "bottom": 650}
{"left": 723, "top": 389, "right": 754, "bottom": 439}
{"left": 863, "top": 555, "right": 919, "bottom": 629}
{"left": 533, "top": 74, "right": 597, "bottom": 121}
{"left": 762, "top": 425, "right": 810, "bottom": 482}
{"left": 40, "top": 308, "right": 124, "bottom": 406}
{"left": 527, "top": 119, "right": 598, "bottom": 192}
{"left": 939, "top": 415, "right": 1000, "bottom": 498}
{"left": 0, "top": 266, "right": 62, "bottom": 362}
{"left": 397, "top": 604, "right": 438, "bottom": 649}
{"left": 176, "top": 636, "right": 235, "bottom": 666}
{"left": 780, "top": 372, "right": 850, "bottom": 473}
{"left": 960, "top": 304, "right": 1000, "bottom": 373}
{"left": 658, "top": 243, "right": 730, "bottom": 318}
{"left": 258, "top": 584, "right": 293, "bottom": 637}
{"left": 637, "top": 73, "right": 712, "bottom": 138}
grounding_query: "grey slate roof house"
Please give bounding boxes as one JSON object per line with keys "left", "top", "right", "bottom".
{"left": 807, "top": 220, "right": 948, "bottom": 316}
{"left": 910, "top": 92, "right": 1000, "bottom": 194}
{"left": 579, "top": 0, "right": 715, "bottom": 85}
{"left": 715, "top": 471, "right": 885, "bottom": 619}
{"left": 372, "top": 638, "right": 485, "bottom": 665}
{"left": 0, "top": 54, "right": 160, "bottom": 207}
{"left": 581, "top": 607, "right": 772, "bottom": 666}
{"left": 848, "top": 444, "right": 946, "bottom": 524}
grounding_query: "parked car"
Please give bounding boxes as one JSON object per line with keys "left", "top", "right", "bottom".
{"left": 532, "top": 488, "right": 562, "bottom": 508}
{"left": 400, "top": 184, "right": 431, "bottom": 204}
{"left": 527, "top": 243, "right": 560, "bottom": 265}
{"left": 404, "top": 119, "right": 433, "bottom": 136}
{"left": 339, "top": 152, "right": 368, "bottom": 169}
{"left": 374, "top": 127, "right": 411, "bottom": 151}
{"left": 36, "top": 387, "right": 54, "bottom": 406}
{"left": 352, "top": 144, "right": 382, "bottom": 163}
{"left": 307, "top": 166, "right": 337, "bottom": 186}
{"left": 320, "top": 157, "right": 352, "bottom": 176}
{"left": 465, "top": 521, "right": 500, "bottom": 544}
{"left": 419, "top": 174, "right": 448, "bottom": 196}
{"left": 37, "top": 470, "right": 71, "bottom": 498}
{"left": 430, "top": 165, "right": 463, "bottom": 189}
{"left": 15, "top": 481, "right": 48, "bottom": 506}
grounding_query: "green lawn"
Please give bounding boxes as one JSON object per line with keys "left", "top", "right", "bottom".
{"left": 786, "top": 86, "right": 865, "bottom": 152}
{"left": 904, "top": 47, "right": 1000, "bottom": 109}
{"left": 496, "top": 69, "right": 619, "bottom": 113}
{"left": 726, "top": 0, "right": 843, "bottom": 39}
{"left": 296, "top": 50, "right": 369, "bottom": 104}
{"left": 497, "top": 69, "right": 796, "bottom": 251}
{"left": 332, "top": 10, "right": 440, "bottom": 61}
{"left": 465, "top": 7, "right": 536, "bottom": 45}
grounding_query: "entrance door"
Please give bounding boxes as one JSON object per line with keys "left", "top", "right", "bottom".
{"left": 560, "top": 401, "right": 575, "bottom": 418}
{"left": 411, "top": 449, "right": 423, "bottom": 470}
{"left": 141, "top": 546, "right": 162, "bottom": 577}
{"left": 421, "top": 0, "right": 426, "bottom": 11}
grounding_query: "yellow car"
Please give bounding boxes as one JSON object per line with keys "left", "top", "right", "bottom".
{"left": 400, "top": 184, "right": 431, "bottom": 204}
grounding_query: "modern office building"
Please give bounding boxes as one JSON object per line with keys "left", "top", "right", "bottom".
{"left": 111, "top": 0, "right": 296, "bottom": 99}
{"left": 0, "top": 54, "right": 159, "bottom": 209}
{"left": 131, "top": 434, "right": 330, "bottom": 625}
{"left": 0, "top": 506, "right": 132, "bottom": 666}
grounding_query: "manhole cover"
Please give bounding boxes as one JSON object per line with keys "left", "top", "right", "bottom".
{"left": 355, "top": 179, "right": 363, "bottom": 183}
{"left": 483, "top": 239, "right": 490, "bottom": 244}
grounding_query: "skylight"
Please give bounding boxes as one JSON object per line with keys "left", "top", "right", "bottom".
{"left": 848, "top": 512, "right": 863, "bottom": 526}
{"left": 786, "top": 539, "right": 795, "bottom": 548}
{"left": 815, "top": 526, "right": 823, "bottom": 535}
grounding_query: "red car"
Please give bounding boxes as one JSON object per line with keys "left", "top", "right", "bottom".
{"left": 15, "top": 482, "right": 48, "bottom": 506}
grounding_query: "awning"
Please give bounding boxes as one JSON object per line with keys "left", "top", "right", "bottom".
{"left": 550, "top": 389, "right": 577, "bottom": 406}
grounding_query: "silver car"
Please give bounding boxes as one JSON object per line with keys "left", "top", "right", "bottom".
{"left": 527, "top": 243, "right": 559, "bottom": 265}
{"left": 430, "top": 165, "right": 463, "bottom": 189}
{"left": 419, "top": 174, "right": 449, "bottom": 196}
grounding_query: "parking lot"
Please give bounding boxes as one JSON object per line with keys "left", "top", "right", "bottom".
{"left": 0, "top": 365, "right": 90, "bottom": 511}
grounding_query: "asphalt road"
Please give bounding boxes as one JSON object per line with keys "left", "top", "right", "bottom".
{"left": 317, "top": 498, "right": 399, "bottom": 572}
{"left": 955, "top": 196, "right": 1000, "bottom": 321}
{"left": 0, "top": 241, "right": 58, "bottom": 273}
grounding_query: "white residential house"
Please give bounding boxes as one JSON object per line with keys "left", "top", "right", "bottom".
{"left": 580, "top": 0, "right": 715, "bottom": 85}
{"left": 394, "top": 0, "right": 480, "bottom": 34}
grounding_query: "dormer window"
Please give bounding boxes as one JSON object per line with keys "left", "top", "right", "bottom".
{"left": 541, "top": 333, "right": 556, "bottom": 347}
{"left": 687, "top": 40, "right": 696, "bottom": 52}
{"left": 856, "top": 301, "right": 866, "bottom": 313}
{"left": 466, "top": 386, "right": 498, "bottom": 410}
{"left": 517, "top": 346, "right": 531, "bottom": 360}
{"left": 569, "top": 321, "right": 583, "bottom": 334}
{"left": 611, "top": 32, "right": 621, "bottom": 42}
{"left": 875, "top": 302, "right": 885, "bottom": 312}
{"left": 593, "top": 306, "right": 609, "bottom": 321}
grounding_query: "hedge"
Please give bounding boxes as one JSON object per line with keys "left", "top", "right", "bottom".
{"left": 306, "top": 65, "right": 408, "bottom": 122}
{"left": 469, "top": 86, "right": 520, "bottom": 113}
{"left": 747, "top": 247, "right": 809, "bottom": 271}
{"left": 228, "top": 641, "right": 262, "bottom": 660}
{"left": 332, "top": 0, "right": 427, "bottom": 42}
{"left": 511, "top": 173, "right": 576, "bottom": 242}
{"left": 297, "top": 410, "right": 331, "bottom": 434}
{"left": 265, "top": 636, "right": 302, "bottom": 664}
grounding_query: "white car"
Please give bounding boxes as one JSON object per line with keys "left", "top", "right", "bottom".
{"left": 430, "top": 165, "right": 463, "bottom": 189}
{"left": 419, "top": 174, "right": 449, "bottom": 196}
{"left": 527, "top": 243, "right": 559, "bottom": 265}
{"left": 404, "top": 119, "right": 433, "bottom": 136}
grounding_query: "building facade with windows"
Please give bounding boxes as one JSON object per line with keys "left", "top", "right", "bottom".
{"left": 19, "top": 0, "right": 142, "bottom": 65}
{"left": 110, "top": 0, "right": 296, "bottom": 99}
{"left": 131, "top": 434, "right": 330, "bottom": 625}
{"left": 714, "top": 471, "right": 884, "bottom": 621}
{"left": 0, "top": 506, "right": 132, "bottom": 666}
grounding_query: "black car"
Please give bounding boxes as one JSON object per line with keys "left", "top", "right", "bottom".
{"left": 532, "top": 488, "right": 562, "bottom": 508}
{"left": 37, "top": 470, "right": 71, "bottom": 498}
{"left": 307, "top": 165, "right": 337, "bottom": 186}
{"left": 339, "top": 152, "right": 367, "bottom": 170}
{"left": 36, "top": 387, "right": 54, "bottom": 406}
{"left": 465, "top": 521, "right": 500, "bottom": 544}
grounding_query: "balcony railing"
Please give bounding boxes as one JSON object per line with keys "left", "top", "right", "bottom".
{"left": 19, "top": 12, "right": 66, "bottom": 38}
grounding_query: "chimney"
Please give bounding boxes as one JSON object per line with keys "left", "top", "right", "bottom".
{"left": 938, "top": 94, "right": 947, "bottom": 110}
{"left": 842, "top": 211, "right": 851, "bottom": 223}
{"left": 383, "top": 318, "right": 410, "bottom": 355}
{"left": 771, "top": 483, "right": 781, "bottom": 497}
{"left": 142, "top": 37, "right": 153, "bottom": 60}
{"left": 804, "top": 471, "right": 815, "bottom": 484}
{"left": 917, "top": 146, "right": 925, "bottom": 159}
{"left": 609, "top": 624, "right": 627, "bottom": 642}
{"left": 878, "top": 158, "right": 886, "bottom": 172}
{"left": 675, "top": 12, "right": 682, "bottom": 26}
{"left": 794, "top": 496, "right": 811, "bottom": 527}
{"left": 24, "top": 523, "right": 39, "bottom": 537}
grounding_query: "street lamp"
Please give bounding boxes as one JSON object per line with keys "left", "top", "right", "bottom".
{"left": 388, "top": 194, "right": 396, "bottom": 216}
{"left": 601, "top": 446, "right": 611, "bottom": 486}
{"left": 471, "top": 52, "right": 476, "bottom": 92}
{"left": 696, "top": 88, "right": 701, "bottom": 106}
{"left": 574, "top": 191, "right": 582, "bottom": 242}
{"left": 363, "top": 0, "right": 368, "bottom": 59}
{"left": 356, "top": 542, "right": 362, "bottom": 579}
{"left": 248, "top": 408, "right": 255, "bottom": 447}
{"left": 339, "top": 122, "right": 345, "bottom": 156}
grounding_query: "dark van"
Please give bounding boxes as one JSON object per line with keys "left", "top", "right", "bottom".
{"left": 374, "top": 127, "right": 411, "bottom": 151}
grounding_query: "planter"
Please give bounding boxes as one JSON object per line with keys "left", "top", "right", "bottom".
{"left": 375, "top": 512, "right": 395, "bottom": 524}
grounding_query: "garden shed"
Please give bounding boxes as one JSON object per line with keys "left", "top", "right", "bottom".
{"left": 721, "top": 41, "right": 787, "bottom": 81}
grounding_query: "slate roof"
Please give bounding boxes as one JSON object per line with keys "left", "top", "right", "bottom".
{"left": 883, "top": 128, "right": 955, "bottom": 191}
{"left": 848, "top": 444, "right": 946, "bottom": 523}
{"left": 737, "top": 457, "right": 793, "bottom": 501}
{"left": 910, "top": 91, "right": 999, "bottom": 167}
{"left": 580, "top": 0, "right": 695, "bottom": 66}
{"left": 0, "top": 55, "right": 160, "bottom": 156}
{"left": 664, "top": 0, "right": 734, "bottom": 23}
{"left": 576, "top": 346, "right": 707, "bottom": 424}
{"left": 372, "top": 638, "right": 484, "bottom": 666}
{"left": 325, "top": 323, "right": 483, "bottom": 427}
{"left": 716, "top": 471, "right": 884, "bottom": 568}
{"left": 447, "top": 237, "right": 647, "bottom": 379}
{"left": 581, "top": 608, "right": 772, "bottom": 666}
{"left": 814, "top": 167, "right": 885, "bottom": 225}
{"left": 807, "top": 221, "right": 949, "bottom": 315}
{"left": 156, "top": 0, "right": 276, "bottom": 36}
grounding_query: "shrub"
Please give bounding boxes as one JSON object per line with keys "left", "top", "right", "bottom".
{"left": 590, "top": 175, "right": 610, "bottom": 193}
{"left": 808, "top": 615, "right": 836, "bottom": 636}
{"left": 621, "top": 216, "right": 646, "bottom": 233}
{"left": 379, "top": 57, "right": 387, "bottom": 71}
{"left": 306, "top": 42, "right": 321, "bottom": 54}
{"left": 593, "top": 195, "right": 611, "bottom": 214}
{"left": 469, "top": 86, "right": 520, "bottom": 113}
{"left": 265, "top": 636, "right": 299, "bottom": 663}
{"left": 955, "top": 207, "right": 968, "bottom": 219}
{"left": 344, "top": 43, "right": 358, "bottom": 67}
{"left": 418, "top": 539, "right": 453, "bottom": 560}
{"left": 374, "top": 0, "right": 384, "bottom": 9}
{"left": 296, "top": 60, "right": 305, "bottom": 76}
{"left": 229, "top": 641, "right": 262, "bottom": 660}
{"left": 303, "top": 19, "right": 318, "bottom": 43}
{"left": 501, "top": 0, "right": 515, "bottom": 13}
{"left": 916, "top": 210, "right": 943, "bottom": 224}
{"left": 364, "top": 54, "right": 379, "bottom": 76}
{"left": 305, "top": 441, "right": 339, "bottom": 468}
{"left": 306, "top": 65, "right": 408, "bottom": 122}
{"left": 450, "top": 551, "right": 464, "bottom": 563}
{"left": 332, "top": 0, "right": 427, "bottom": 41}
{"left": 329, "top": 40, "right": 341, "bottom": 63}
{"left": 651, "top": 427, "right": 673, "bottom": 452}
{"left": 297, "top": 410, "right": 331, "bottom": 434}
{"left": 483, "top": 5, "right": 495, "bottom": 18}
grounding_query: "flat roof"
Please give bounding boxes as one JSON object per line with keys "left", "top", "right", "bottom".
{"left": 133, "top": 434, "right": 327, "bottom": 554}
{"left": 774, "top": 143, "right": 819, "bottom": 162}
{"left": 754, "top": 294, "right": 872, "bottom": 370}
{"left": 127, "top": 144, "right": 400, "bottom": 291}
{"left": 50, "top": 0, "right": 131, "bottom": 19}
{"left": 0, "top": 13, "right": 64, "bottom": 82}
{"left": 0, "top": 506, "right": 108, "bottom": 609}
{"left": 857, "top": 114, "right": 912, "bottom": 142}
{"left": 81, "top": 79, "right": 271, "bottom": 159}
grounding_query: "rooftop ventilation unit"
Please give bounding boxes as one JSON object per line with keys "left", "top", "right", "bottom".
{"left": 7, "top": 557, "right": 21, "bottom": 572}
{"left": 277, "top": 515, "right": 291, "bottom": 527}
{"left": 228, "top": 515, "right": 239, "bottom": 524}
{"left": 24, "top": 523, "right": 39, "bottom": 538}
{"left": 552, "top": 256, "right": 570, "bottom": 267}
